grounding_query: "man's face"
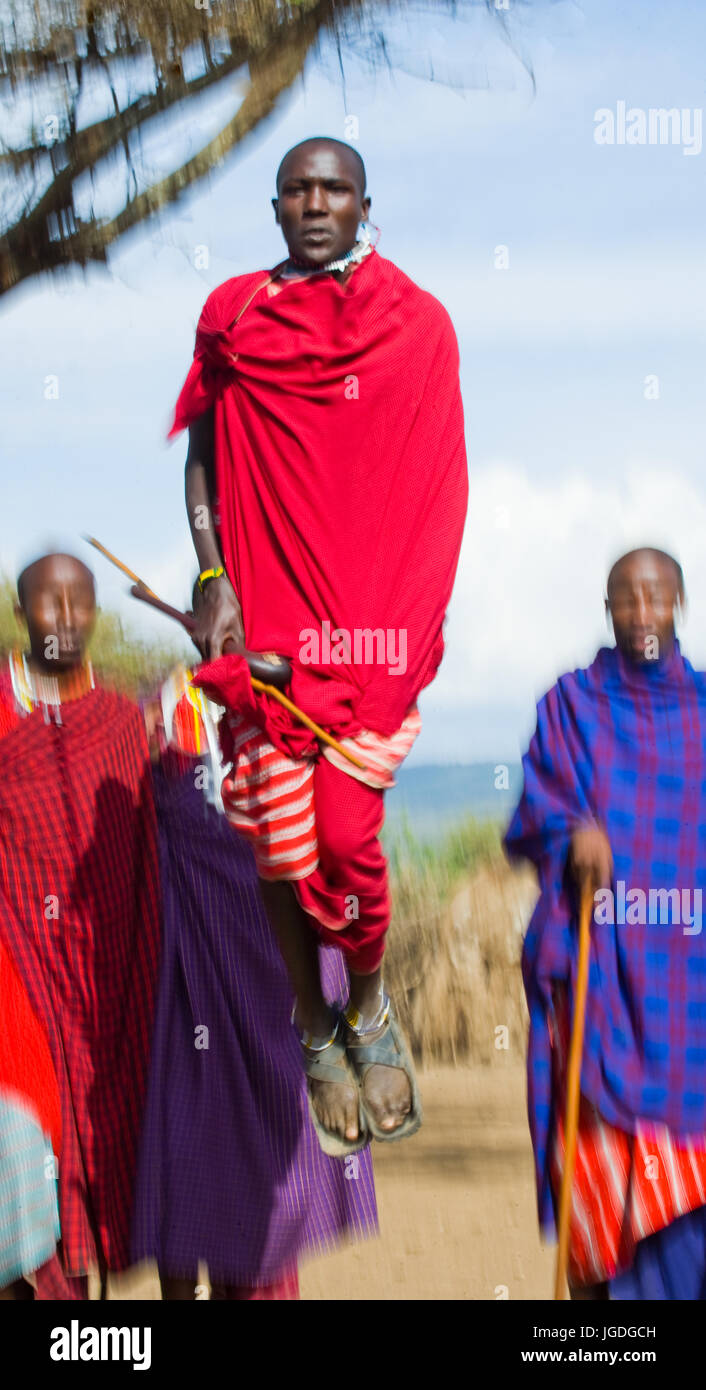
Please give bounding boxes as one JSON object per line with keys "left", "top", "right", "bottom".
{"left": 273, "top": 143, "right": 370, "bottom": 267}
{"left": 17, "top": 555, "right": 96, "bottom": 671}
{"left": 606, "top": 553, "right": 680, "bottom": 663}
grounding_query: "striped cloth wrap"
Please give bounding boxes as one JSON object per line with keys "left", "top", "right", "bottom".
{"left": 221, "top": 707, "right": 422, "bottom": 881}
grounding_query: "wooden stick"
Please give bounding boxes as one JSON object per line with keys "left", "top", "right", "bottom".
{"left": 126, "top": 585, "right": 367, "bottom": 770}
{"left": 86, "top": 538, "right": 367, "bottom": 771}
{"left": 131, "top": 585, "right": 198, "bottom": 635}
{"left": 127, "top": 586, "right": 366, "bottom": 769}
{"left": 84, "top": 536, "right": 158, "bottom": 597}
{"left": 554, "top": 881, "right": 594, "bottom": 1300}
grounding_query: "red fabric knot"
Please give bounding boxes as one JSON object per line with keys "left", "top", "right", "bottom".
{"left": 191, "top": 655, "right": 317, "bottom": 762}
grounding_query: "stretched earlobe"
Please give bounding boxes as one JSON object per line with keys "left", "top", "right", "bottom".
{"left": 360, "top": 218, "right": 381, "bottom": 250}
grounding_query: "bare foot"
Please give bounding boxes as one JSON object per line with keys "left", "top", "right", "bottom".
{"left": 308, "top": 1072, "right": 360, "bottom": 1143}
{"left": 345, "top": 1020, "right": 412, "bottom": 1133}
{"left": 297, "top": 1007, "right": 361, "bottom": 1143}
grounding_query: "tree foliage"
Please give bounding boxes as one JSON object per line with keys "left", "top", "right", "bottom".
{"left": 0, "top": 0, "right": 523, "bottom": 294}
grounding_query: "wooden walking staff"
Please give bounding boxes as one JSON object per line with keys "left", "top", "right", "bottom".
{"left": 85, "top": 536, "right": 159, "bottom": 598}
{"left": 554, "top": 880, "right": 594, "bottom": 1300}
{"left": 84, "top": 536, "right": 366, "bottom": 771}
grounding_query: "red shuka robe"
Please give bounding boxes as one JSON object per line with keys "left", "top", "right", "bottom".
{"left": 0, "top": 674, "right": 161, "bottom": 1275}
{"left": 171, "top": 251, "right": 468, "bottom": 755}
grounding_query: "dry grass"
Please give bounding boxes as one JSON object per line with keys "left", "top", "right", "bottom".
{"left": 384, "top": 820, "right": 538, "bottom": 1066}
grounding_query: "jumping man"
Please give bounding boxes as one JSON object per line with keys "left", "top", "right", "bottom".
{"left": 170, "top": 138, "right": 468, "bottom": 1154}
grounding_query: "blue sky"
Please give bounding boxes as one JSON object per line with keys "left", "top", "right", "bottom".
{"left": 1, "top": 0, "right": 705, "bottom": 761}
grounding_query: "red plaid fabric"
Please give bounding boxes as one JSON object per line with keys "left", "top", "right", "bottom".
{"left": 211, "top": 1269, "right": 300, "bottom": 1301}
{"left": 0, "top": 673, "right": 160, "bottom": 1275}
{"left": 34, "top": 1255, "right": 88, "bottom": 1301}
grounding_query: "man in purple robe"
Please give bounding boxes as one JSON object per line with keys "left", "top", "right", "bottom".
{"left": 505, "top": 547, "right": 706, "bottom": 1299}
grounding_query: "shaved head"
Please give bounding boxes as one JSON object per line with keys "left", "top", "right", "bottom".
{"left": 17, "top": 552, "right": 95, "bottom": 607}
{"left": 276, "top": 138, "right": 366, "bottom": 197}
{"left": 16, "top": 553, "right": 96, "bottom": 672}
{"left": 606, "top": 546, "right": 684, "bottom": 664}
{"left": 273, "top": 137, "right": 370, "bottom": 271}
{"left": 607, "top": 547, "right": 684, "bottom": 601}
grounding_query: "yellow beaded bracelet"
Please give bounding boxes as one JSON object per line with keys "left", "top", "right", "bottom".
{"left": 197, "top": 565, "right": 225, "bottom": 592}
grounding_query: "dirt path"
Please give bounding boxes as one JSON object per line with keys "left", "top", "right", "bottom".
{"left": 301, "top": 1063, "right": 554, "bottom": 1301}
{"left": 111, "top": 1063, "right": 554, "bottom": 1301}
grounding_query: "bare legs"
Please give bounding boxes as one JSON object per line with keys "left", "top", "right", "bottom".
{"left": 260, "top": 880, "right": 359, "bottom": 1142}
{"left": 570, "top": 1281, "right": 609, "bottom": 1300}
{"left": 160, "top": 1275, "right": 197, "bottom": 1301}
{"left": 260, "top": 880, "right": 332, "bottom": 1037}
{"left": 259, "top": 880, "right": 411, "bottom": 1140}
{"left": 160, "top": 1272, "right": 298, "bottom": 1300}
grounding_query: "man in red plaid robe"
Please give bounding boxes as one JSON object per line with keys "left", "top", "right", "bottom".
{"left": 0, "top": 553, "right": 160, "bottom": 1299}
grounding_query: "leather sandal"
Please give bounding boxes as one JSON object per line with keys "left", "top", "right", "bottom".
{"left": 344, "top": 1003, "right": 423, "bottom": 1143}
{"left": 299, "top": 1015, "right": 370, "bottom": 1158}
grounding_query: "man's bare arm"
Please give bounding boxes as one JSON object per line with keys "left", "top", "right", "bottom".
{"left": 185, "top": 408, "right": 245, "bottom": 659}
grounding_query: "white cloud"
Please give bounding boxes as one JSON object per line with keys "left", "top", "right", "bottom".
{"left": 433, "top": 460, "right": 706, "bottom": 745}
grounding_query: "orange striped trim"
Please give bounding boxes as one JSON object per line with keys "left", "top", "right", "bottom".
{"left": 220, "top": 706, "right": 420, "bottom": 880}
{"left": 322, "top": 706, "right": 422, "bottom": 787}
{"left": 550, "top": 987, "right": 706, "bottom": 1287}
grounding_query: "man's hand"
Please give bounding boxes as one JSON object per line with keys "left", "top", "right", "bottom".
{"left": 193, "top": 575, "right": 245, "bottom": 660}
{"left": 570, "top": 823, "right": 613, "bottom": 890}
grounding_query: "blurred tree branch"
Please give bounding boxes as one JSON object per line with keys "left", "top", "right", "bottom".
{"left": 0, "top": 0, "right": 528, "bottom": 294}
{"left": 1, "top": 0, "right": 346, "bottom": 292}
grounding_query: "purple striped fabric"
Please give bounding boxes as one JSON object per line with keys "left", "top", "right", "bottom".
{"left": 131, "top": 756, "right": 377, "bottom": 1285}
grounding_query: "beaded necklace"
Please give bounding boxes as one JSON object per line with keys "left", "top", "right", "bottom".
{"left": 285, "top": 225, "right": 374, "bottom": 278}
{"left": 10, "top": 649, "right": 95, "bottom": 724}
